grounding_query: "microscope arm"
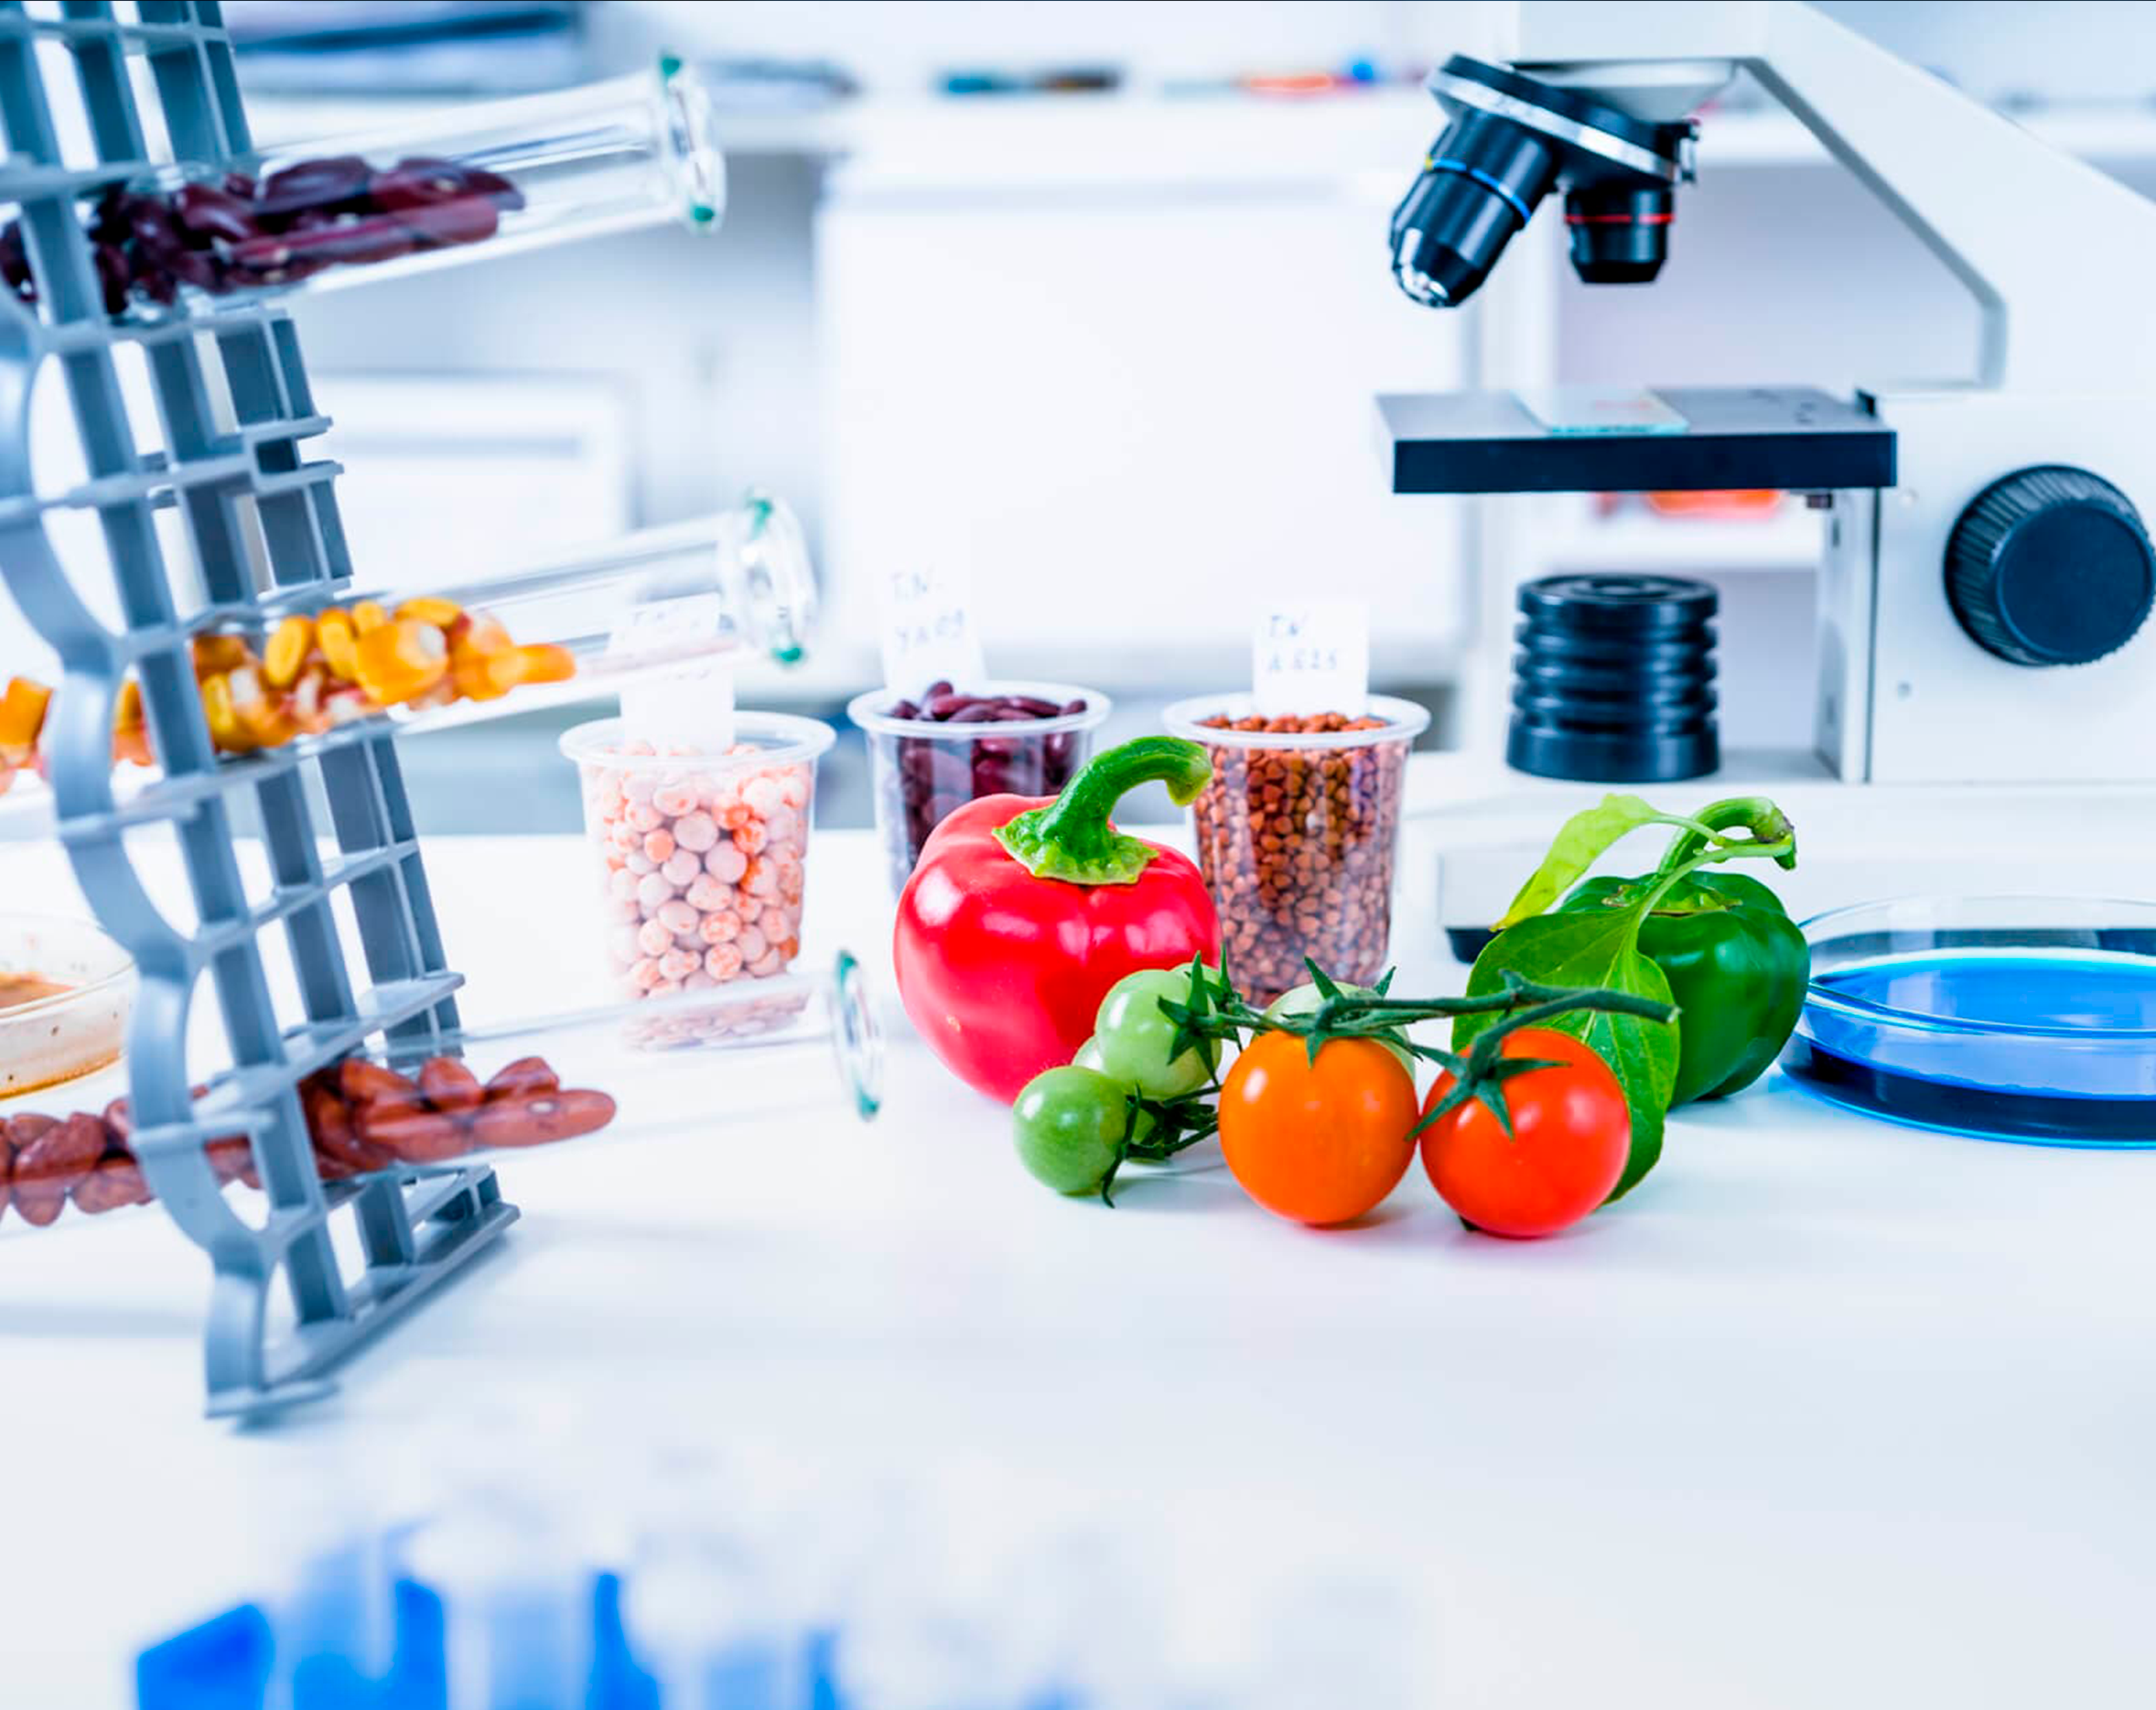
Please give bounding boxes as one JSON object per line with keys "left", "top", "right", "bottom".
{"left": 1504, "top": 0, "right": 2156, "bottom": 393}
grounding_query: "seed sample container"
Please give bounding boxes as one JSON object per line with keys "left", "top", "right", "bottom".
{"left": 0, "top": 958, "right": 879, "bottom": 1240}
{"left": 2, "top": 58, "right": 723, "bottom": 321}
{"left": 562, "top": 715, "right": 834, "bottom": 1000}
{"left": 848, "top": 683, "right": 1109, "bottom": 896}
{"left": 1163, "top": 696, "right": 1429, "bottom": 1005}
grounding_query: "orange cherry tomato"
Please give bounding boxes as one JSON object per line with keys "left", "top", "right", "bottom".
{"left": 1218, "top": 1032, "right": 1418, "bottom": 1226}
{"left": 1419, "top": 1027, "right": 1629, "bottom": 1239}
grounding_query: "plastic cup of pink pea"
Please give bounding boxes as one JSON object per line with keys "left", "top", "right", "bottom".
{"left": 559, "top": 714, "right": 834, "bottom": 1001}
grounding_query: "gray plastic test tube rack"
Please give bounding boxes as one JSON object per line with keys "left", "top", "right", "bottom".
{"left": 0, "top": 2, "right": 515, "bottom": 1418}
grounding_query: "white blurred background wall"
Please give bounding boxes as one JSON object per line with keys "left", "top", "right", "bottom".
{"left": 6, "top": 0, "right": 2156, "bottom": 832}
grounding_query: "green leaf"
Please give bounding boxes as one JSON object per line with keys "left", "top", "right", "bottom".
{"left": 1455, "top": 910, "right": 1680, "bottom": 1199}
{"left": 1493, "top": 794, "right": 1666, "bottom": 929}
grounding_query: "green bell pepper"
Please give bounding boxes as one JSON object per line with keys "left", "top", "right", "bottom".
{"left": 1556, "top": 804, "right": 1809, "bottom": 1106}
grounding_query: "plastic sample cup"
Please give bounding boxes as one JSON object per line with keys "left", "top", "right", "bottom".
{"left": 561, "top": 714, "right": 835, "bottom": 1000}
{"left": 847, "top": 682, "right": 1110, "bottom": 896}
{"left": 1162, "top": 695, "right": 1429, "bottom": 1006}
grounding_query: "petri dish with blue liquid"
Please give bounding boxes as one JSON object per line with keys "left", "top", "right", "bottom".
{"left": 1784, "top": 896, "right": 2156, "bottom": 1145}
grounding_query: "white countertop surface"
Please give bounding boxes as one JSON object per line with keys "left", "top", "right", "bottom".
{"left": 3, "top": 789, "right": 2154, "bottom": 1707}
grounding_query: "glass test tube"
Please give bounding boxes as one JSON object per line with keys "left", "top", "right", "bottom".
{"left": 2, "top": 57, "right": 724, "bottom": 321}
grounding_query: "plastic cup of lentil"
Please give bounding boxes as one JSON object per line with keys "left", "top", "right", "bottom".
{"left": 560, "top": 713, "right": 834, "bottom": 999}
{"left": 1161, "top": 694, "right": 1430, "bottom": 1006}
{"left": 847, "top": 680, "right": 1111, "bottom": 897}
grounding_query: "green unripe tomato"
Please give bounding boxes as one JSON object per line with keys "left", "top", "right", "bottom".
{"left": 1092, "top": 968, "right": 1218, "bottom": 1099}
{"left": 1264, "top": 981, "right": 1419, "bottom": 1084}
{"left": 1071, "top": 1037, "right": 1158, "bottom": 1146}
{"left": 1012, "top": 1066, "right": 1129, "bottom": 1196}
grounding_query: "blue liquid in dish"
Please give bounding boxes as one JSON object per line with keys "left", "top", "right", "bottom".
{"left": 1784, "top": 952, "right": 2156, "bottom": 1144}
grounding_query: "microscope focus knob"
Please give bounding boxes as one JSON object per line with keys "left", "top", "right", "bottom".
{"left": 1945, "top": 466, "right": 2156, "bottom": 667}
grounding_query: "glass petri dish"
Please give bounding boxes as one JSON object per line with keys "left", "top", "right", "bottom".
{"left": 1784, "top": 895, "right": 2156, "bottom": 1146}
{"left": 0, "top": 914, "right": 133, "bottom": 1099}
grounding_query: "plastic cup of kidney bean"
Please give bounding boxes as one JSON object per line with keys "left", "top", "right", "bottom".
{"left": 560, "top": 713, "right": 833, "bottom": 1000}
{"left": 1160, "top": 694, "right": 1430, "bottom": 1007}
{"left": 846, "top": 680, "right": 1110, "bottom": 898}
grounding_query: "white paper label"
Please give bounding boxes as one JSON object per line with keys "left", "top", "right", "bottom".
{"left": 878, "top": 563, "right": 986, "bottom": 700}
{"left": 610, "top": 593, "right": 735, "bottom": 749}
{"left": 1253, "top": 602, "right": 1369, "bottom": 717}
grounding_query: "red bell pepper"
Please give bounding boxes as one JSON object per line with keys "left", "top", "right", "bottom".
{"left": 895, "top": 736, "right": 1221, "bottom": 1102}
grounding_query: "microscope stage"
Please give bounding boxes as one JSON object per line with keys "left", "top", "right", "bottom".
{"left": 1379, "top": 386, "right": 1897, "bottom": 494}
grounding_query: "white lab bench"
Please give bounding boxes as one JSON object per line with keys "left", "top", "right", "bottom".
{"left": 3, "top": 763, "right": 2155, "bottom": 1708}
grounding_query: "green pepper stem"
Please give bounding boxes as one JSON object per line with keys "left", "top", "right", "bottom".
{"left": 993, "top": 736, "right": 1212, "bottom": 886}
{"left": 1652, "top": 796, "right": 1798, "bottom": 878}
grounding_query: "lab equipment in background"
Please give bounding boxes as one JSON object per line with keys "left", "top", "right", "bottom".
{"left": 1164, "top": 695, "right": 1426, "bottom": 1006}
{"left": 227, "top": 1, "right": 589, "bottom": 97}
{"left": 1380, "top": 1, "right": 2156, "bottom": 793}
{"left": 133, "top": 1451, "right": 1433, "bottom": 1710}
{"left": 1785, "top": 897, "right": 2156, "bottom": 1144}
{"left": 1, "top": 56, "right": 722, "bottom": 321}
{"left": 0, "top": 10, "right": 798, "bottom": 1417}
{"left": 848, "top": 680, "right": 1107, "bottom": 897}
{"left": 562, "top": 715, "right": 831, "bottom": 999}
{"left": 0, "top": 914, "right": 131, "bottom": 1099}
{"left": 1, "top": 958, "right": 881, "bottom": 1241}
{"left": 1505, "top": 574, "right": 1718, "bottom": 783}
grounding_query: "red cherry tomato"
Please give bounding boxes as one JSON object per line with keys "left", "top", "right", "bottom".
{"left": 1219, "top": 1033, "right": 1419, "bottom": 1226}
{"left": 1419, "top": 1027, "right": 1629, "bottom": 1238}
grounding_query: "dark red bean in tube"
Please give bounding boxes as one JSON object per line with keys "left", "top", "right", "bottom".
{"left": 255, "top": 154, "right": 372, "bottom": 220}
{"left": 174, "top": 182, "right": 258, "bottom": 245}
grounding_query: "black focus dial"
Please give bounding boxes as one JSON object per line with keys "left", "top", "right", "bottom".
{"left": 1945, "top": 466, "right": 2156, "bottom": 666}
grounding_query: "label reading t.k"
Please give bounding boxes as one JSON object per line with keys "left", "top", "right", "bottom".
{"left": 1253, "top": 602, "right": 1369, "bottom": 717}
{"left": 879, "top": 562, "right": 987, "bottom": 700}
{"left": 609, "top": 590, "right": 736, "bottom": 749}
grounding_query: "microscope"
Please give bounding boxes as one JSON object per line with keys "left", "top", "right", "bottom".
{"left": 1381, "top": 0, "right": 2156, "bottom": 794}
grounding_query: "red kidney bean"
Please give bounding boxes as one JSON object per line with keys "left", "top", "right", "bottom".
{"left": 483, "top": 1057, "right": 560, "bottom": 1102}
{"left": 174, "top": 182, "right": 258, "bottom": 245}
{"left": 420, "top": 1058, "right": 485, "bottom": 1113}
{"left": 874, "top": 690, "right": 1091, "bottom": 890}
{"left": 255, "top": 155, "right": 372, "bottom": 220}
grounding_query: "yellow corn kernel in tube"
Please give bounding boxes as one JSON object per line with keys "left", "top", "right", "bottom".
{"left": 510, "top": 643, "right": 576, "bottom": 686}
{"left": 317, "top": 609, "right": 360, "bottom": 681}
{"left": 0, "top": 676, "right": 52, "bottom": 754}
{"left": 355, "top": 619, "right": 449, "bottom": 705}
{"left": 263, "top": 615, "right": 314, "bottom": 688}
{"left": 395, "top": 597, "right": 463, "bottom": 629}
{"left": 199, "top": 673, "right": 251, "bottom": 751}
{"left": 192, "top": 634, "right": 252, "bottom": 679}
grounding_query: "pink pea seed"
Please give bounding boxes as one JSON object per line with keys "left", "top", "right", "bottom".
{"left": 626, "top": 801, "right": 663, "bottom": 832}
{"left": 638, "top": 919, "right": 674, "bottom": 958}
{"left": 704, "top": 944, "right": 744, "bottom": 981}
{"left": 704, "top": 843, "right": 747, "bottom": 883}
{"left": 732, "top": 821, "right": 768, "bottom": 856}
{"left": 636, "top": 871, "right": 677, "bottom": 911}
{"left": 658, "top": 898, "right": 699, "bottom": 936}
{"left": 685, "top": 875, "right": 732, "bottom": 912}
{"left": 624, "top": 851, "right": 656, "bottom": 876}
{"left": 672, "top": 811, "right": 718, "bottom": 853}
{"left": 652, "top": 784, "right": 697, "bottom": 817}
{"left": 643, "top": 829, "right": 677, "bottom": 864}
{"left": 659, "top": 947, "right": 701, "bottom": 982}
{"left": 662, "top": 850, "right": 703, "bottom": 887}
{"left": 628, "top": 957, "right": 664, "bottom": 992}
{"left": 698, "top": 910, "right": 742, "bottom": 944}
{"left": 736, "top": 925, "right": 769, "bottom": 961}
{"left": 748, "top": 950, "right": 784, "bottom": 978}
{"left": 607, "top": 868, "right": 639, "bottom": 903}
